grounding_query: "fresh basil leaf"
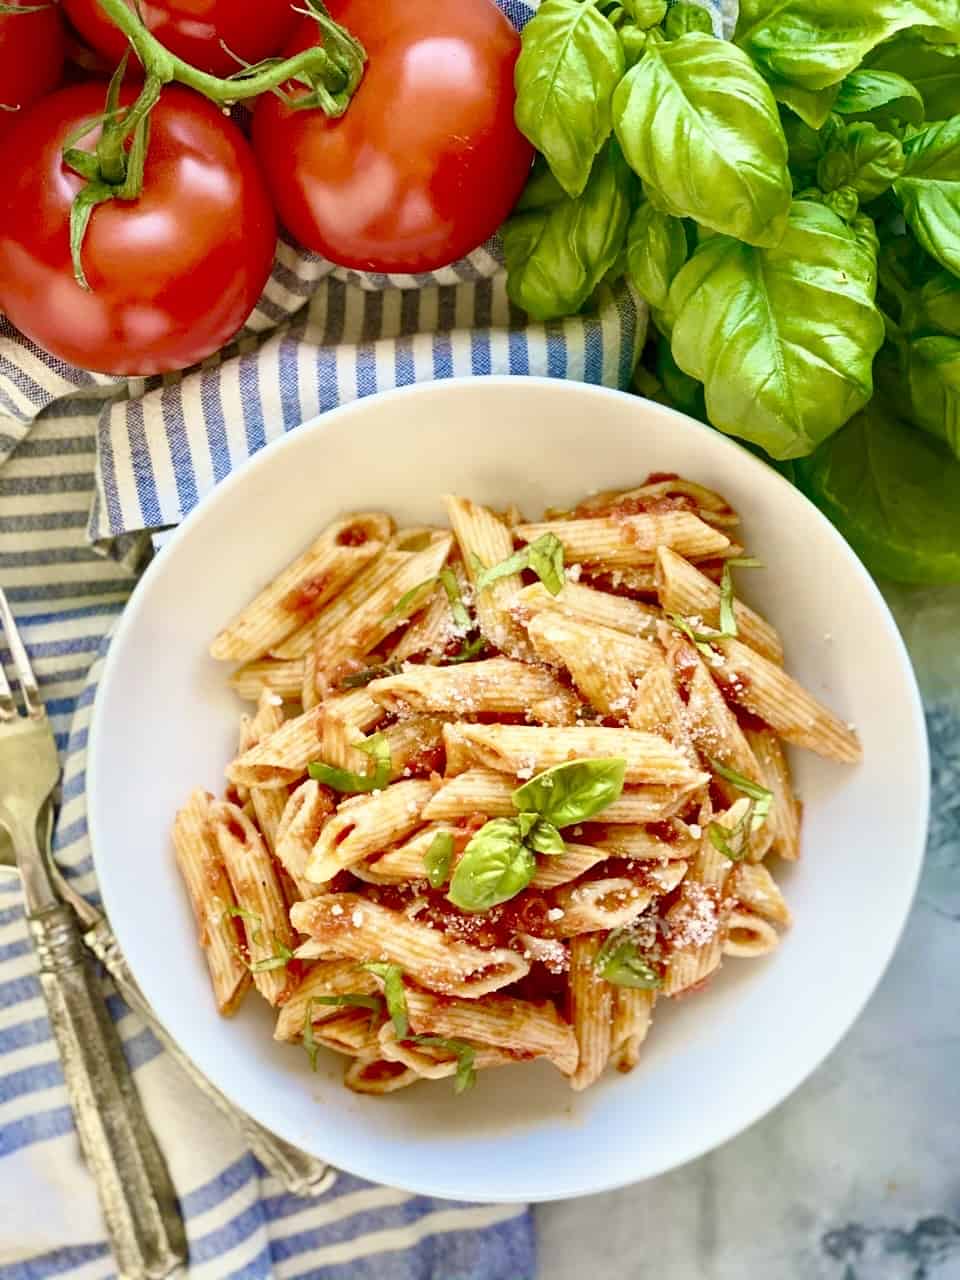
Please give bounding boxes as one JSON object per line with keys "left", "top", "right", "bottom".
{"left": 625, "top": 201, "right": 688, "bottom": 310}
{"left": 363, "top": 962, "right": 409, "bottom": 1038}
{"left": 773, "top": 81, "right": 840, "bottom": 131}
{"left": 821, "top": 187, "right": 861, "bottom": 223}
{"left": 526, "top": 532, "right": 565, "bottom": 595}
{"left": 438, "top": 566, "right": 471, "bottom": 630}
{"left": 249, "top": 936, "right": 295, "bottom": 974}
{"left": 669, "top": 199, "right": 885, "bottom": 460}
{"left": 780, "top": 108, "right": 823, "bottom": 187}
{"left": 735, "top": 2, "right": 960, "bottom": 94}
{"left": 526, "top": 819, "right": 567, "bottom": 855}
{"left": 666, "top": 612, "right": 721, "bottom": 657}
{"left": 513, "top": 758, "right": 627, "bottom": 827}
{"left": 833, "top": 70, "right": 925, "bottom": 127}
{"left": 474, "top": 548, "right": 530, "bottom": 592}
{"left": 709, "top": 757, "right": 774, "bottom": 829}
{"left": 708, "top": 805, "right": 754, "bottom": 861}
{"left": 515, "top": 0, "right": 625, "bottom": 198}
{"left": 718, "top": 557, "right": 763, "bottom": 637}
{"left": 619, "top": 22, "right": 648, "bottom": 69}
{"left": 595, "top": 929, "right": 662, "bottom": 988}
{"left": 794, "top": 393, "right": 960, "bottom": 583}
{"left": 903, "top": 335, "right": 960, "bottom": 456}
{"left": 308, "top": 731, "right": 392, "bottom": 793}
{"left": 627, "top": 0, "right": 666, "bottom": 28}
{"left": 424, "top": 831, "right": 455, "bottom": 889}
{"left": 613, "top": 32, "right": 792, "bottom": 247}
{"left": 654, "top": 333, "right": 707, "bottom": 420}
{"left": 504, "top": 138, "right": 636, "bottom": 321}
{"left": 446, "top": 818, "right": 536, "bottom": 913}
{"left": 818, "top": 120, "right": 905, "bottom": 202}
{"left": 516, "top": 811, "right": 539, "bottom": 840}
{"left": 664, "top": 1, "right": 714, "bottom": 39}
{"left": 893, "top": 117, "right": 960, "bottom": 279}
{"left": 341, "top": 660, "right": 402, "bottom": 689}
{"left": 380, "top": 577, "right": 438, "bottom": 626}
{"left": 413, "top": 1035, "right": 477, "bottom": 1093}
{"left": 515, "top": 154, "right": 569, "bottom": 213}
{"left": 865, "top": 29, "right": 960, "bottom": 122}
{"left": 906, "top": 268, "right": 960, "bottom": 337}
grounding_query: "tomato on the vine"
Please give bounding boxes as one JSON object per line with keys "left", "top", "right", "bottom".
{"left": 0, "top": 84, "right": 276, "bottom": 375}
{"left": 252, "top": 0, "right": 533, "bottom": 274}
{"left": 63, "top": 0, "right": 300, "bottom": 78}
{"left": 0, "top": 0, "right": 65, "bottom": 144}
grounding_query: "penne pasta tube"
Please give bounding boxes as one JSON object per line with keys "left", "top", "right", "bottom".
{"left": 712, "top": 636, "right": 862, "bottom": 763}
{"left": 274, "top": 959, "right": 381, "bottom": 1042}
{"left": 610, "top": 987, "right": 655, "bottom": 1072}
{"left": 530, "top": 843, "right": 611, "bottom": 889}
{"left": 627, "top": 663, "right": 699, "bottom": 767}
{"left": 513, "top": 580, "right": 659, "bottom": 638}
{"left": 387, "top": 562, "right": 469, "bottom": 662}
{"left": 655, "top": 546, "right": 784, "bottom": 664}
{"left": 368, "top": 657, "right": 578, "bottom": 725}
{"left": 555, "top": 478, "right": 740, "bottom": 530}
{"left": 275, "top": 780, "right": 334, "bottom": 899}
{"left": 353, "top": 823, "right": 459, "bottom": 885}
{"left": 722, "top": 909, "right": 781, "bottom": 957}
{"left": 227, "top": 704, "right": 325, "bottom": 789}
{"left": 172, "top": 789, "right": 250, "bottom": 1016}
{"left": 378, "top": 1025, "right": 516, "bottom": 1080}
{"left": 581, "top": 563, "right": 658, "bottom": 597}
{"left": 514, "top": 511, "right": 731, "bottom": 567}
{"left": 444, "top": 494, "right": 532, "bottom": 659}
{"left": 305, "top": 780, "right": 435, "bottom": 884}
{"left": 290, "top": 894, "right": 530, "bottom": 997}
{"left": 209, "top": 799, "right": 295, "bottom": 1007}
{"left": 443, "top": 723, "right": 706, "bottom": 787}
{"left": 525, "top": 610, "right": 661, "bottom": 718}
{"left": 590, "top": 821, "right": 698, "bottom": 862}
{"left": 421, "top": 768, "right": 516, "bottom": 820}
{"left": 403, "top": 987, "right": 579, "bottom": 1075}
{"left": 228, "top": 659, "right": 305, "bottom": 703}
{"left": 746, "top": 728, "right": 802, "bottom": 861}
{"left": 344, "top": 1058, "right": 421, "bottom": 1094}
{"left": 729, "top": 862, "right": 792, "bottom": 927}
{"left": 245, "top": 691, "right": 289, "bottom": 862}
{"left": 549, "top": 863, "right": 687, "bottom": 936}
{"left": 568, "top": 935, "right": 612, "bottom": 1090}
{"left": 210, "top": 513, "right": 390, "bottom": 662}
{"left": 311, "top": 1007, "right": 383, "bottom": 1057}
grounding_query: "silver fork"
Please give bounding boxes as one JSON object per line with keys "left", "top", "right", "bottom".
{"left": 0, "top": 588, "right": 187, "bottom": 1278}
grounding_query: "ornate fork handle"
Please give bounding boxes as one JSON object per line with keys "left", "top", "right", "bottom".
{"left": 29, "top": 902, "right": 187, "bottom": 1279}
{"left": 83, "top": 917, "right": 336, "bottom": 1197}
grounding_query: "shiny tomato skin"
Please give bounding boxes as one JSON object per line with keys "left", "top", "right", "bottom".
{"left": 0, "top": 0, "right": 65, "bottom": 144}
{"left": 0, "top": 84, "right": 277, "bottom": 375}
{"left": 252, "top": 0, "right": 533, "bottom": 273}
{"left": 63, "top": 0, "right": 300, "bottom": 78}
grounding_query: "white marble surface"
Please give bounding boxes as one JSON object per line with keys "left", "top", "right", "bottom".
{"left": 536, "top": 585, "right": 960, "bottom": 1280}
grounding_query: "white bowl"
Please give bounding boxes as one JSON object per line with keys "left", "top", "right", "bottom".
{"left": 88, "top": 377, "right": 928, "bottom": 1202}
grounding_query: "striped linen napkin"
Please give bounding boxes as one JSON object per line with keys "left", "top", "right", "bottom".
{"left": 0, "top": 1, "right": 728, "bottom": 1275}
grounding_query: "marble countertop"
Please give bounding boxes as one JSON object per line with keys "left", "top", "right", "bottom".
{"left": 536, "top": 584, "right": 960, "bottom": 1280}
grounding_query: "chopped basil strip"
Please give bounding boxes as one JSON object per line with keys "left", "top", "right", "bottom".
{"left": 438, "top": 566, "right": 472, "bottom": 630}
{"left": 666, "top": 611, "right": 722, "bottom": 657}
{"left": 595, "top": 930, "right": 662, "bottom": 989}
{"left": 249, "top": 939, "right": 294, "bottom": 974}
{"left": 447, "top": 634, "right": 486, "bottom": 664}
{"left": 308, "top": 731, "right": 392, "bottom": 793}
{"left": 709, "top": 757, "right": 774, "bottom": 830}
{"left": 447, "top": 817, "right": 536, "bottom": 913}
{"left": 413, "top": 1035, "right": 477, "bottom": 1093}
{"left": 707, "top": 803, "right": 755, "bottom": 861}
{"left": 474, "top": 532, "right": 566, "bottom": 596}
{"left": 380, "top": 576, "right": 439, "bottom": 626}
{"left": 513, "top": 758, "right": 627, "bottom": 827}
{"left": 341, "top": 660, "right": 402, "bottom": 688}
{"left": 311, "top": 993, "right": 383, "bottom": 1012}
{"left": 223, "top": 903, "right": 263, "bottom": 943}
{"left": 424, "top": 830, "right": 455, "bottom": 888}
{"left": 363, "top": 961, "right": 409, "bottom": 1038}
{"left": 302, "top": 998, "right": 322, "bottom": 1072}
{"left": 718, "top": 556, "right": 763, "bottom": 638}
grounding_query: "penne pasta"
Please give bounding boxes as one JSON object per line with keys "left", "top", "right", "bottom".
{"left": 368, "top": 657, "right": 579, "bottom": 725}
{"left": 611, "top": 987, "right": 655, "bottom": 1072}
{"left": 172, "top": 789, "right": 250, "bottom": 1015}
{"left": 729, "top": 862, "right": 792, "bottom": 927}
{"left": 274, "top": 959, "right": 381, "bottom": 1042}
{"left": 722, "top": 909, "right": 781, "bottom": 957}
{"left": 530, "top": 843, "right": 611, "bottom": 889}
{"left": 548, "top": 863, "right": 687, "bottom": 936}
{"left": 352, "top": 823, "right": 459, "bottom": 885}
{"left": 305, "top": 779, "right": 434, "bottom": 884}
{"left": 525, "top": 610, "right": 661, "bottom": 718}
{"left": 444, "top": 494, "right": 532, "bottom": 660}
{"left": 746, "top": 728, "right": 802, "bottom": 861}
{"left": 290, "top": 894, "right": 530, "bottom": 997}
{"left": 210, "top": 513, "right": 390, "bottom": 662}
{"left": 227, "top": 704, "right": 325, "bottom": 789}
{"left": 515, "top": 512, "right": 731, "bottom": 567}
{"left": 228, "top": 658, "right": 305, "bottom": 703}
{"left": 568, "top": 935, "right": 612, "bottom": 1090}
{"left": 344, "top": 1058, "right": 421, "bottom": 1094}
{"left": 275, "top": 780, "right": 334, "bottom": 900}
{"left": 378, "top": 1025, "right": 516, "bottom": 1080}
{"left": 513, "top": 580, "right": 659, "bottom": 638}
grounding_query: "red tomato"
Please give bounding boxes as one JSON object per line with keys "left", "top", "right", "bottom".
{"left": 63, "top": 0, "right": 300, "bottom": 78}
{"left": 0, "top": 84, "right": 276, "bottom": 375}
{"left": 252, "top": 0, "right": 533, "bottom": 274}
{"left": 0, "top": 0, "right": 65, "bottom": 144}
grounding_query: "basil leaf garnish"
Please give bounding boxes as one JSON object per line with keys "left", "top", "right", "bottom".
{"left": 302, "top": 998, "right": 322, "bottom": 1072}
{"left": 308, "top": 731, "right": 392, "bottom": 793}
{"left": 413, "top": 1035, "right": 477, "bottom": 1093}
{"left": 526, "top": 818, "right": 566, "bottom": 855}
{"left": 718, "top": 556, "right": 763, "bottom": 637}
{"left": 709, "top": 757, "right": 773, "bottom": 830}
{"left": 438, "top": 566, "right": 472, "bottom": 630}
{"left": 474, "top": 532, "right": 566, "bottom": 596}
{"left": 311, "top": 993, "right": 383, "bottom": 1013}
{"left": 424, "top": 831, "right": 455, "bottom": 888}
{"left": 512, "top": 758, "right": 627, "bottom": 828}
{"left": 380, "top": 576, "right": 439, "bottom": 626}
{"left": 707, "top": 804, "right": 755, "bottom": 861}
{"left": 447, "top": 817, "right": 536, "bottom": 913}
{"left": 595, "top": 929, "right": 662, "bottom": 988}
{"left": 341, "top": 660, "right": 402, "bottom": 688}
{"left": 447, "top": 634, "right": 487, "bottom": 664}
{"left": 363, "top": 962, "right": 409, "bottom": 1039}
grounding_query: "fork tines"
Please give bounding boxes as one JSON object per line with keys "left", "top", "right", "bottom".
{"left": 0, "top": 587, "right": 42, "bottom": 720}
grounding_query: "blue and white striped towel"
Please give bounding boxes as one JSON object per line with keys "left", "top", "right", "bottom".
{"left": 0, "top": 0, "right": 729, "bottom": 1274}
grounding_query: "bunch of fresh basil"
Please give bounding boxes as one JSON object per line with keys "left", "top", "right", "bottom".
{"left": 507, "top": 0, "right": 960, "bottom": 584}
